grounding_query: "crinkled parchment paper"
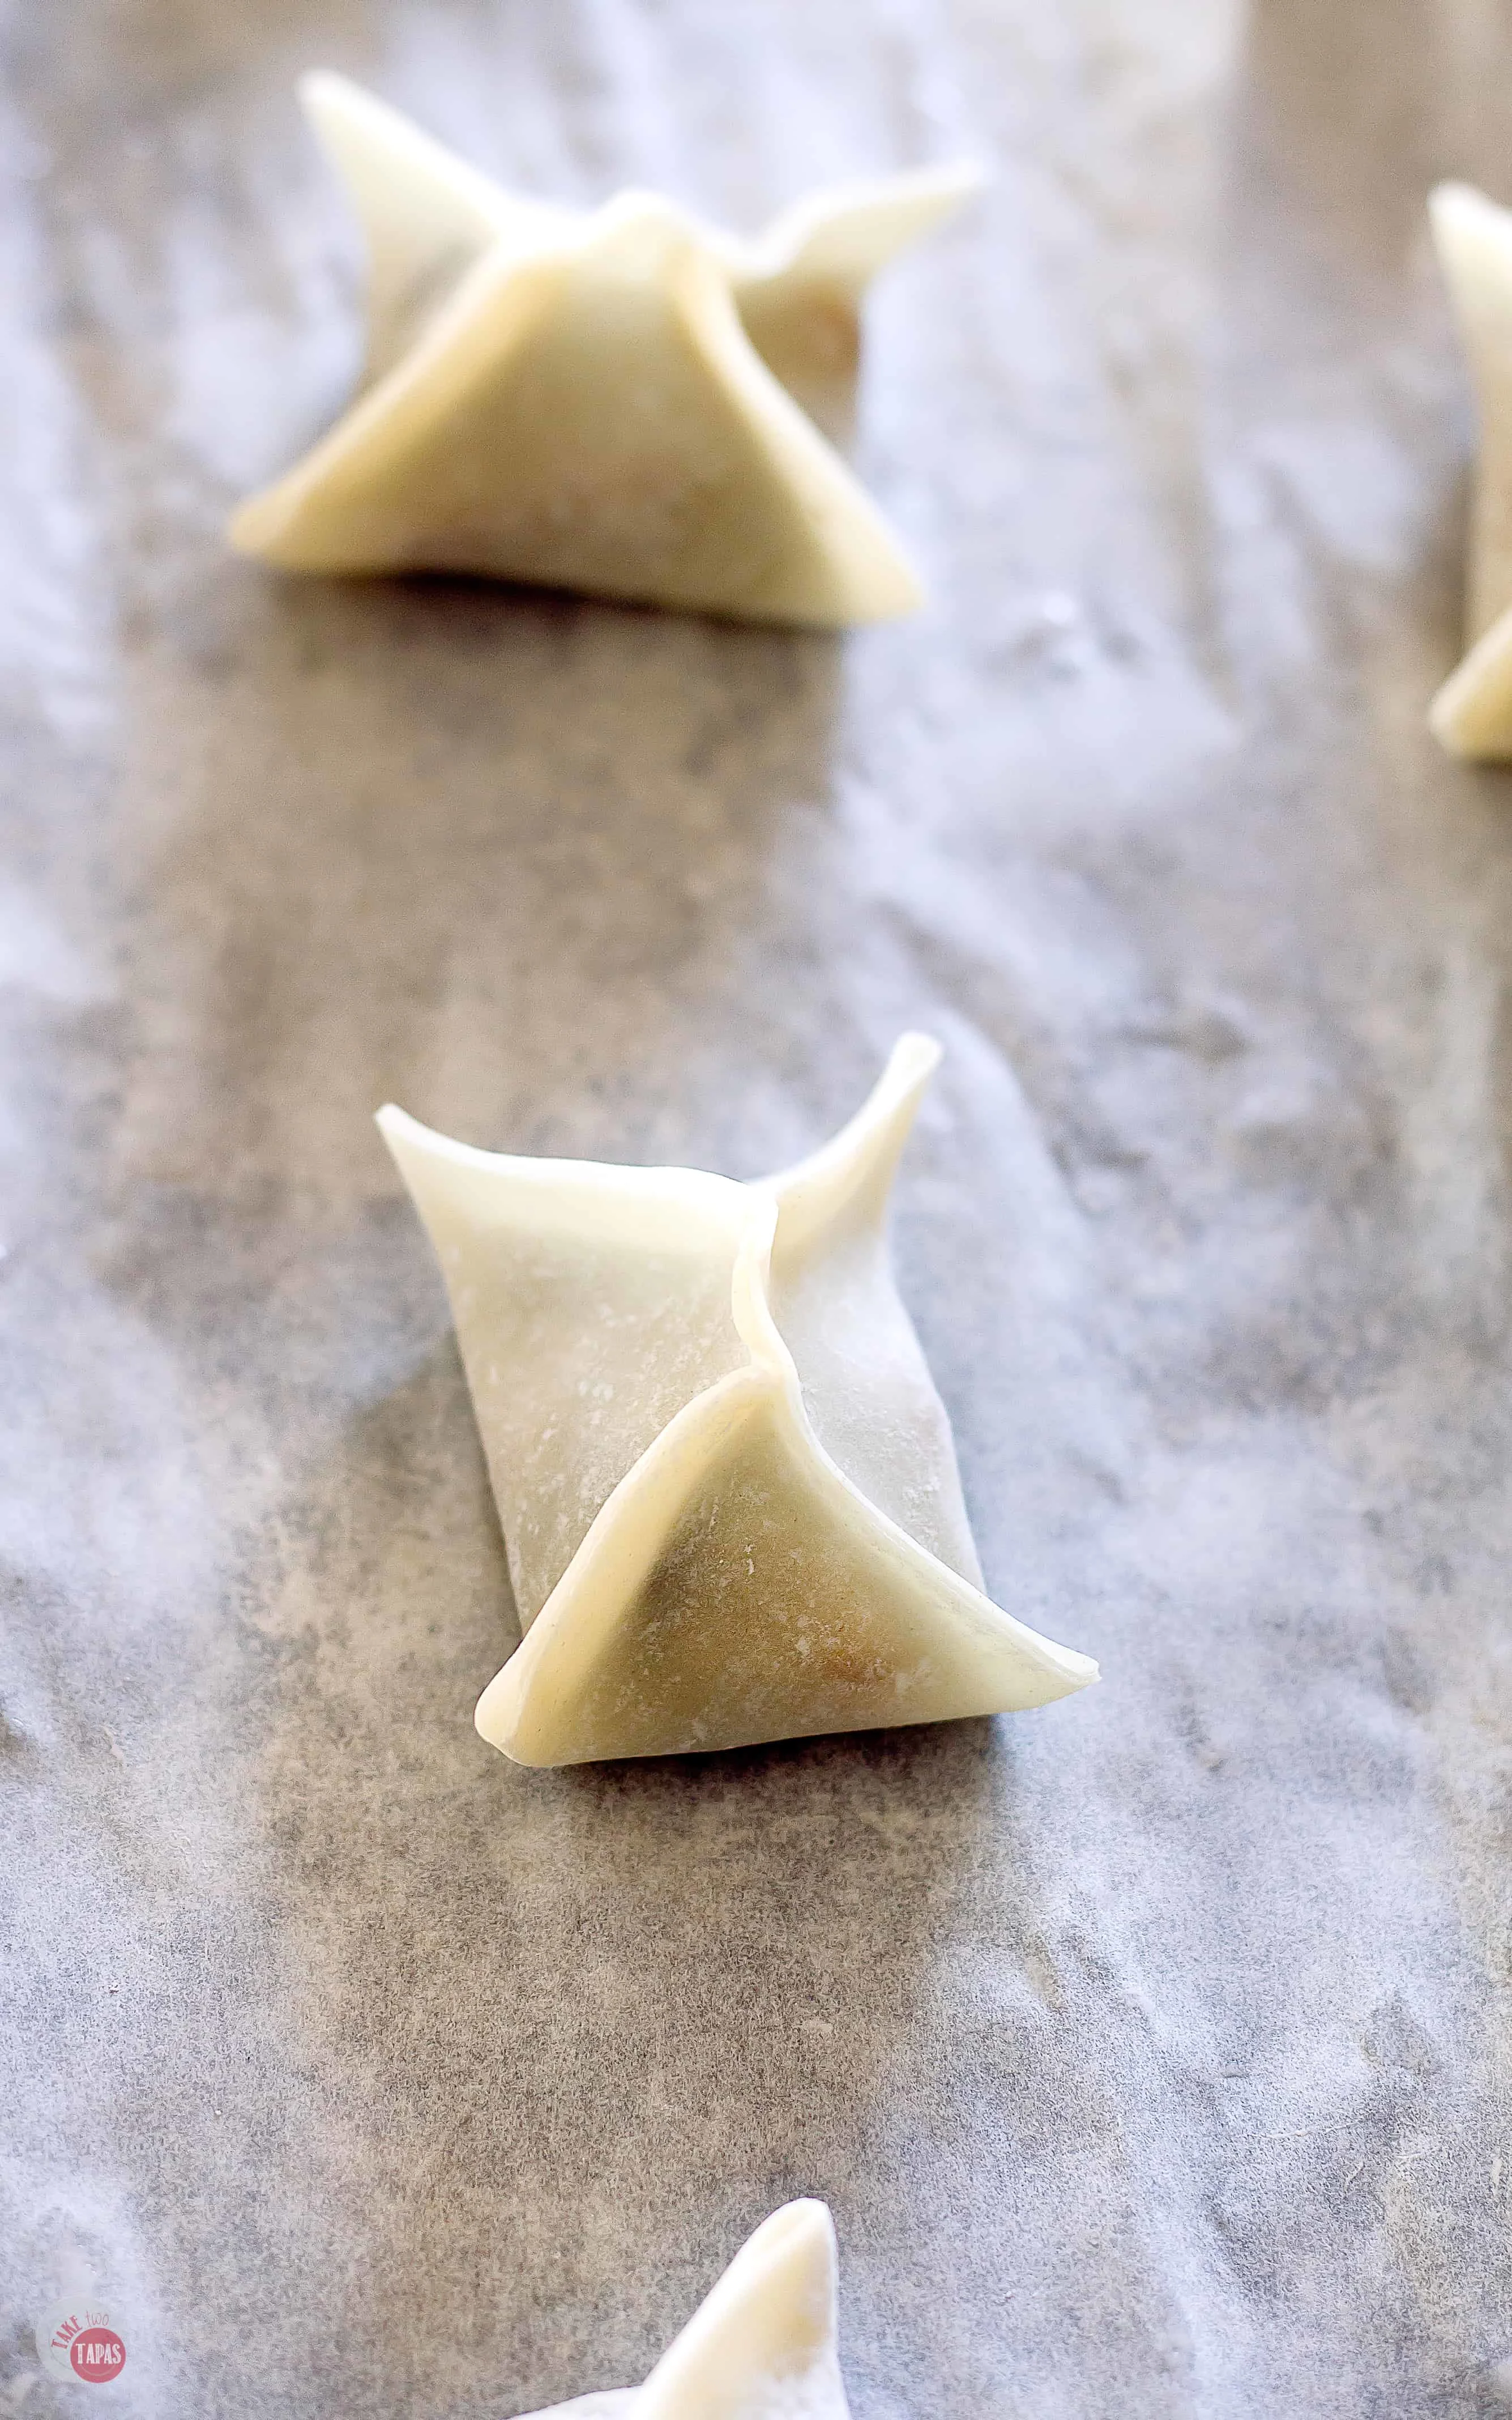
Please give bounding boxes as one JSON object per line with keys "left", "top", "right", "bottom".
{"left": 3, "top": 2, "right": 1511, "bottom": 2413}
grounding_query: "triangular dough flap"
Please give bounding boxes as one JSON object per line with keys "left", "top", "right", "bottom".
{"left": 298, "top": 72, "right": 528, "bottom": 385}
{"left": 733, "top": 164, "right": 985, "bottom": 391}
{"left": 510, "top": 2202, "right": 851, "bottom": 2420}
{"left": 746, "top": 163, "right": 988, "bottom": 295}
{"left": 480, "top": 1368, "right": 1095, "bottom": 1767}
{"left": 636, "top": 2202, "right": 849, "bottom": 2420}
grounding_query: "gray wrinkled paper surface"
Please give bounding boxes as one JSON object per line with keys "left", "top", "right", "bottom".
{"left": 3, "top": 2, "right": 1512, "bottom": 2413}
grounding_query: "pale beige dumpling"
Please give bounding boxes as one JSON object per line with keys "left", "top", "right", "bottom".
{"left": 1428, "top": 182, "right": 1512, "bottom": 758}
{"left": 514, "top": 2201, "right": 851, "bottom": 2420}
{"left": 378, "top": 1036, "right": 1097, "bottom": 1768}
{"left": 230, "top": 73, "right": 983, "bottom": 627}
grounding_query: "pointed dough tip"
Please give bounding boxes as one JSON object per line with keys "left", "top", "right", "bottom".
{"left": 377, "top": 1101, "right": 459, "bottom": 1173}
{"left": 1426, "top": 676, "right": 1468, "bottom": 754}
{"left": 226, "top": 493, "right": 283, "bottom": 562}
{"left": 844, "top": 552, "right": 926, "bottom": 625}
{"left": 635, "top": 2193, "right": 843, "bottom": 2420}
{"left": 227, "top": 479, "right": 310, "bottom": 565}
{"left": 1429, "top": 177, "right": 1512, "bottom": 272}
{"left": 892, "top": 1029, "right": 942, "bottom": 1076}
{"left": 374, "top": 1102, "right": 408, "bottom": 1143}
{"left": 1428, "top": 602, "right": 1512, "bottom": 760}
{"left": 1430, "top": 177, "right": 1496, "bottom": 222}
{"left": 297, "top": 66, "right": 364, "bottom": 124}
{"left": 1428, "top": 683, "right": 1512, "bottom": 761}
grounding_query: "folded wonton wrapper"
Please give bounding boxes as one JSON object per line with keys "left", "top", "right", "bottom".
{"left": 230, "top": 73, "right": 983, "bottom": 626}
{"left": 378, "top": 1036, "right": 1096, "bottom": 1767}
{"left": 1428, "top": 182, "right": 1512, "bottom": 759}
{"left": 515, "top": 2201, "right": 851, "bottom": 2420}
